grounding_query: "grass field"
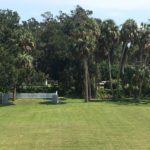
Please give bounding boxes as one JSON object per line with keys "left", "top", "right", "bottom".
{"left": 0, "top": 98, "right": 150, "bottom": 150}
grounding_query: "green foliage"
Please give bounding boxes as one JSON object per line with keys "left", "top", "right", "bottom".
{"left": 15, "top": 26, "right": 35, "bottom": 51}
{"left": 100, "top": 19, "right": 119, "bottom": 51}
{"left": 122, "top": 65, "right": 150, "bottom": 99}
{"left": 0, "top": 7, "right": 149, "bottom": 100}
{"left": 65, "top": 6, "right": 100, "bottom": 62}
{"left": 120, "top": 19, "right": 138, "bottom": 76}
{"left": 96, "top": 88, "right": 112, "bottom": 99}
{"left": 0, "top": 9, "right": 43, "bottom": 94}
{"left": 120, "top": 19, "right": 138, "bottom": 44}
{"left": 99, "top": 61, "right": 119, "bottom": 80}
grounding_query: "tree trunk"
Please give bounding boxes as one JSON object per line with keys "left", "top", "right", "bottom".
{"left": 83, "top": 57, "right": 88, "bottom": 102}
{"left": 140, "top": 45, "right": 144, "bottom": 63}
{"left": 120, "top": 43, "right": 127, "bottom": 77}
{"left": 139, "top": 55, "right": 148, "bottom": 99}
{"left": 94, "top": 63, "right": 99, "bottom": 99}
{"left": 13, "top": 86, "right": 16, "bottom": 101}
{"left": 88, "top": 73, "right": 91, "bottom": 100}
{"left": 108, "top": 52, "right": 114, "bottom": 100}
{"left": 93, "top": 76, "right": 97, "bottom": 99}
{"left": 116, "top": 43, "right": 127, "bottom": 99}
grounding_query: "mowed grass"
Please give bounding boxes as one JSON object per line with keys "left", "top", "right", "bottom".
{"left": 0, "top": 98, "right": 150, "bottom": 150}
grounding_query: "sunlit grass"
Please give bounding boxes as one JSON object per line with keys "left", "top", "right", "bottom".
{"left": 0, "top": 98, "right": 150, "bottom": 150}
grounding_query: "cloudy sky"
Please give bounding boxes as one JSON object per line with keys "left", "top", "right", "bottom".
{"left": 0, "top": 0, "right": 149, "bottom": 25}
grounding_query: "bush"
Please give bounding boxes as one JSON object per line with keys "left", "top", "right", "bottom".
{"left": 96, "top": 88, "right": 112, "bottom": 99}
{"left": 17, "top": 86, "right": 57, "bottom": 93}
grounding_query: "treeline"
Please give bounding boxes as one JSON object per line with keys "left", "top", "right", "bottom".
{"left": 0, "top": 6, "right": 150, "bottom": 101}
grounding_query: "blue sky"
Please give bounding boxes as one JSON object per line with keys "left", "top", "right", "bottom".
{"left": 0, "top": 0, "right": 149, "bottom": 25}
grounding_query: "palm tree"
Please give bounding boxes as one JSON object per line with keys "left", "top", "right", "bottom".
{"left": 137, "top": 23, "right": 150, "bottom": 98}
{"left": 120, "top": 19, "right": 138, "bottom": 77}
{"left": 138, "top": 42, "right": 150, "bottom": 98}
{"left": 15, "top": 27, "right": 35, "bottom": 52}
{"left": 12, "top": 27, "right": 35, "bottom": 101}
{"left": 100, "top": 20, "right": 119, "bottom": 99}
{"left": 70, "top": 6, "right": 100, "bottom": 102}
{"left": 18, "top": 53, "right": 33, "bottom": 68}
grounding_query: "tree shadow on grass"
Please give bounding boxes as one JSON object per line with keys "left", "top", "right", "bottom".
{"left": 59, "top": 97, "right": 67, "bottom": 101}
{"left": 39, "top": 101, "right": 66, "bottom": 105}
{"left": 0, "top": 102, "right": 15, "bottom": 107}
{"left": 89, "top": 98, "right": 150, "bottom": 105}
{"left": 89, "top": 99, "right": 105, "bottom": 102}
{"left": 56, "top": 97, "right": 84, "bottom": 103}
{"left": 104, "top": 98, "right": 150, "bottom": 106}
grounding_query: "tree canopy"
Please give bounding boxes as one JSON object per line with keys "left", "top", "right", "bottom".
{"left": 0, "top": 7, "right": 149, "bottom": 101}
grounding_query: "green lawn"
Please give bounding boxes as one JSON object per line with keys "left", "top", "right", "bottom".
{"left": 0, "top": 98, "right": 150, "bottom": 150}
